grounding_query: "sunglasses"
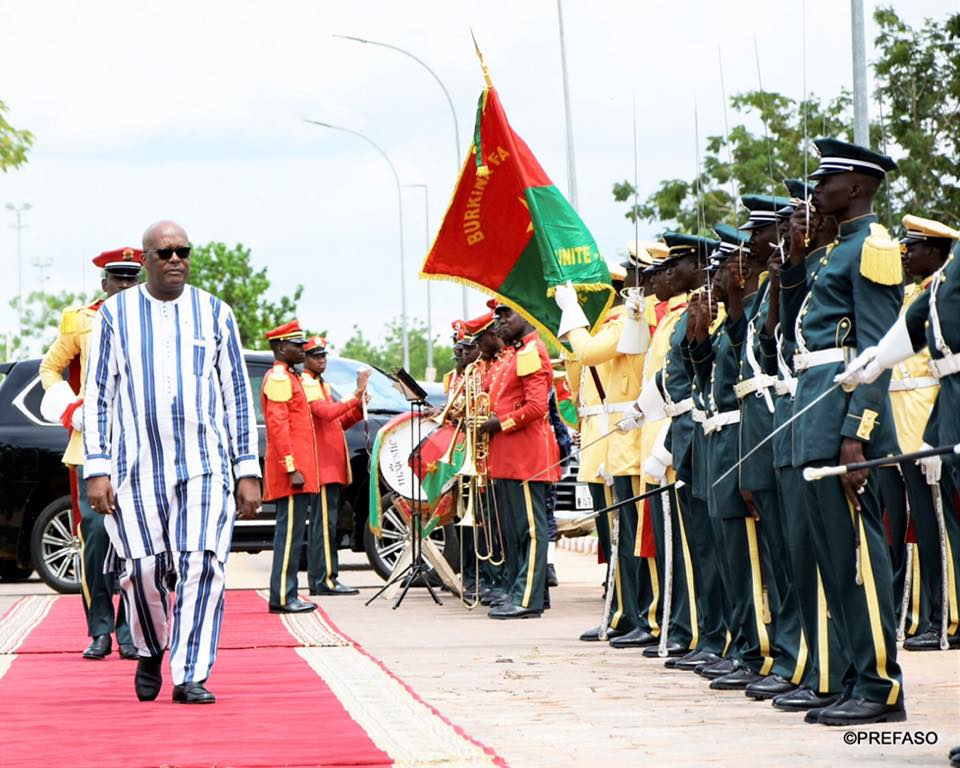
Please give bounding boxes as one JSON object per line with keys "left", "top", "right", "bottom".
{"left": 152, "top": 246, "right": 191, "bottom": 260}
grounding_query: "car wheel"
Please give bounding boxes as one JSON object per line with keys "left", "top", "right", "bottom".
{"left": 0, "top": 561, "right": 33, "bottom": 582}
{"left": 30, "top": 496, "right": 82, "bottom": 594}
{"left": 363, "top": 493, "right": 447, "bottom": 581}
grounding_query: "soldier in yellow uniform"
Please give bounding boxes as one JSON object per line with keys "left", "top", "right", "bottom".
{"left": 887, "top": 215, "right": 959, "bottom": 650}
{"left": 39, "top": 247, "right": 143, "bottom": 661}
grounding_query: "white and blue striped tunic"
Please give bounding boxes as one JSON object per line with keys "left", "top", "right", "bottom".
{"left": 82, "top": 284, "right": 261, "bottom": 561}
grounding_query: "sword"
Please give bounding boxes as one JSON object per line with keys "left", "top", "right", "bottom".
{"left": 598, "top": 508, "right": 619, "bottom": 642}
{"left": 712, "top": 380, "right": 843, "bottom": 488}
{"left": 658, "top": 484, "right": 674, "bottom": 657}
{"left": 897, "top": 495, "right": 914, "bottom": 643}
{"left": 526, "top": 428, "right": 621, "bottom": 483}
{"left": 802, "top": 443, "right": 960, "bottom": 481}
{"left": 931, "top": 483, "right": 951, "bottom": 651}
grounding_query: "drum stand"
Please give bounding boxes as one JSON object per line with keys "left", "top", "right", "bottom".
{"left": 366, "top": 374, "right": 443, "bottom": 609}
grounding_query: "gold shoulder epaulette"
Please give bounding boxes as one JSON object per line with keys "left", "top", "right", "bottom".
{"left": 516, "top": 341, "right": 542, "bottom": 377}
{"left": 860, "top": 223, "right": 903, "bottom": 286}
{"left": 59, "top": 306, "right": 81, "bottom": 334}
{"left": 264, "top": 363, "right": 292, "bottom": 402}
{"left": 301, "top": 373, "right": 322, "bottom": 402}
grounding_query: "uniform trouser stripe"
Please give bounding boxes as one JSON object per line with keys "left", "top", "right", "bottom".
{"left": 631, "top": 477, "right": 661, "bottom": 635}
{"left": 78, "top": 524, "right": 92, "bottom": 609}
{"left": 604, "top": 485, "right": 625, "bottom": 629}
{"left": 280, "top": 497, "right": 295, "bottom": 606}
{"left": 676, "top": 497, "right": 698, "bottom": 649}
{"left": 321, "top": 487, "right": 334, "bottom": 588}
{"left": 744, "top": 518, "right": 774, "bottom": 676}
{"left": 817, "top": 571, "right": 829, "bottom": 694}
{"left": 907, "top": 544, "right": 922, "bottom": 636}
{"left": 271, "top": 494, "right": 310, "bottom": 607}
{"left": 521, "top": 482, "right": 537, "bottom": 608}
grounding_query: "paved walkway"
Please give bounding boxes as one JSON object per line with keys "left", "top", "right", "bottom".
{"left": 3, "top": 548, "right": 958, "bottom": 767}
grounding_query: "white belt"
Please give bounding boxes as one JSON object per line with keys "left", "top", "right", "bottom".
{"left": 774, "top": 378, "right": 797, "bottom": 397}
{"left": 691, "top": 408, "right": 707, "bottom": 424}
{"left": 733, "top": 374, "right": 778, "bottom": 400}
{"left": 578, "top": 401, "right": 635, "bottom": 417}
{"left": 889, "top": 376, "right": 939, "bottom": 392}
{"left": 929, "top": 353, "right": 960, "bottom": 379}
{"left": 793, "top": 347, "right": 855, "bottom": 373}
{"left": 703, "top": 410, "right": 741, "bottom": 435}
{"left": 663, "top": 397, "right": 694, "bottom": 417}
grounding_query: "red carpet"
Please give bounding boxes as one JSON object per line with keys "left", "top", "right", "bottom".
{"left": 0, "top": 592, "right": 505, "bottom": 768}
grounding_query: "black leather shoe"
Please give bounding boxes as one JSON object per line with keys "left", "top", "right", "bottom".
{"left": 311, "top": 581, "right": 359, "bottom": 596}
{"left": 546, "top": 564, "right": 559, "bottom": 587}
{"left": 710, "top": 666, "right": 762, "bottom": 690}
{"left": 172, "top": 682, "right": 216, "bottom": 704}
{"left": 480, "top": 589, "right": 508, "bottom": 606}
{"left": 773, "top": 687, "right": 841, "bottom": 712}
{"left": 642, "top": 640, "right": 687, "bottom": 657}
{"left": 269, "top": 598, "right": 317, "bottom": 613}
{"left": 83, "top": 634, "right": 112, "bottom": 660}
{"left": 816, "top": 697, "right": 906, "bottom": 726}
{"left": 118, "top": 643, "right": 139, "bottom": 661}
{"left": 609, "top": 628, "right": 659, "bottom": 648}
{"left": 745, "top": 674, "right": 796, "bottom": 700}
{"left": 135, "top": 653, "right": 164, "bottom": 701}
{"left": 697, "top": 657, "right": 738, "bottom": 679}
{"left": 579, "top": 625, "right": 627, "bottom": 642}
{"left": 804, "top": 694, "right": 850, "bottom": 723}
{"left": 671, "top": 650, "right": 721, "bottom": 671}
{"left": 903, "top": 629, "right": 945, "bottom": 651}
{"left": 488, "top": 603, "right": 542, "bottom": 620}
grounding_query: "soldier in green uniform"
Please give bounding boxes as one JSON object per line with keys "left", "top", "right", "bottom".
{"left": 762, "top": 183, "right": 850, "bottom": 713}
{"left": 733, "top": 197, "right": 809, "bottom": 701}
{"left": 636, "top": 233, "right": 725, "bottom": 662}
{"left": 780, "top": 138, "right": 905, "bottom": 725}
{"left": 687, "top": 229, "right": 782, "bottom": 691}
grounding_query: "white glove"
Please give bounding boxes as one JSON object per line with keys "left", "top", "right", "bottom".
{"left": 616, "top": 300, "right": 651, "bottom": 356}
{"left": 835, "top": 316, "right": 914, "bottom": 388}
{"left": 616, "top": 413, "right": 644, "bottom": 432}
{"left": 625, "top": 291, "right": 645, "bottom": 319}
{"left": 643, "top": 455, "right": 668, "bottom": 483}
{"left": 40, "top": 380, "right": 77, "bottom": 424}
{"left": 917, "top": 443, "right": 942, "bottom": 485}
{"left": 554, "top": 281, "right": 589, "bottom": 337}
{"left": 71, "top": 407, "right": 84, "bottom": 432}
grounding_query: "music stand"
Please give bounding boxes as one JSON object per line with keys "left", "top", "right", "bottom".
{"left": 365, "top": 368, "right": 443, "bottom": 609}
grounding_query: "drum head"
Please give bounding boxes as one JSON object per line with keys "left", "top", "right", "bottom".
{"left": 378, "top": 416, "right": 439, "bottom": 500}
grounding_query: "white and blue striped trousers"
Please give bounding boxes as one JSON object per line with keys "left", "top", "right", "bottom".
{"left": 119, "top": 550, "right": 226, "bottom": 685}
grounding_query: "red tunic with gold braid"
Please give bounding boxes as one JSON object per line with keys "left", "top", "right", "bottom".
{"left": 486, "top": 331, "right": 560, "bottom": 482}
{"left": 302, "top": 370, "right": 363, "bottom": 486}
{"left": 261, "top": 362, "right": 319, "bottom": 501}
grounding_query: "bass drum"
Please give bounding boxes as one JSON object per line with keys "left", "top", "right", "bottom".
{"left": 377, "top": 415, "right": 440, "bottom": 501}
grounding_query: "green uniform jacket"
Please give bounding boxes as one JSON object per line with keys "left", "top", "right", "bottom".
{"left": 780, "top": 214, "right": 904, "bottom": 465}
{"left": 737, "top": 287, "right": 777, "bottom": 491}
{"left": 691, "top": 315, "right": 748, "bottom": 518}
{"left": 905, "top": 240, "right": 960, "bottom": 450}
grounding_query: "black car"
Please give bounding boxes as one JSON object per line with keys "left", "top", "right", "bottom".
{"left": 0, "top": 353, "right": 591, "bottom": 593}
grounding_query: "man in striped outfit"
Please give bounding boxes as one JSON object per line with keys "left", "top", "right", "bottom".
{"left": 83, "top": 220, "right": 261, "bottom": 705}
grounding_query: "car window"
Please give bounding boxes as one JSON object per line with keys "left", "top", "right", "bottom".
{"left": 245, "top": 364, "right": 268, "bottom": 425}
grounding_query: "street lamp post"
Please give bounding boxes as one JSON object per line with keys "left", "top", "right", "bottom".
{"left": 333, "top": 34, "right": 470, "bottom": 317}
{"left": 402, "top": 184, "right": 434, "bottom": 381}
{"left": 304, "top": 120, "right": 410, "bottom": 372}
{"left": 6, "top": 202, "right": 32, "bottom": 344}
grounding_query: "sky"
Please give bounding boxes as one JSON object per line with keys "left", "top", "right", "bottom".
{"left": 0, "top": 0, "right": 952, "bottom": 357}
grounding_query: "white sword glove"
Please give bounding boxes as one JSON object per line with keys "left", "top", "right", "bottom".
{"left": 71, "top": 407, "right": 84, "bottom": 432}
{"left": 917, "top": 443, "right": 942, "bottom": 485}
{"left": 554, "top": 282, "right": 589, "bottom": 338}
{"left": 616, "top": 412, "right": 644, "bottom": 432}
{"left": 616, "top": 293, "right": 650, "bottom": 355}
{"left": 643, "top": 422, "right": 672, "bottom": 482}
{"left": 835, "top": 316, "right": 914, "bottom": 387}
{"left": 643, "top": 455, "right": 669, "bottom": 484}
{"left": 40, "top": 380, "right": 77, "bottom": 424}
{"left": 635, "top": 378, "right": 668, "bottom": 422}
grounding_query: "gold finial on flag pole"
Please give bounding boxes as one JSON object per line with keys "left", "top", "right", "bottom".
{"left": 469, "top": 28, "right": 493, "bottom": 88}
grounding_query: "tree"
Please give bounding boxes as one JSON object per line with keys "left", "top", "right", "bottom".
{"left": 613, "top": 7, "right": 959, "bottom": 234}
{"left": 6, "top": 289, "right": 98, "bottom": 358}
{"left": 0, "top": 100, "right": 33, "bottom": 172}
{"left": 339, "top": 319, "right": 456, "bottom": 381}
{"left": 873, "top": 7, "right": 960, "bottom": 224}
{"left": 188, "top": 242, "right": 303, "bottom": 349}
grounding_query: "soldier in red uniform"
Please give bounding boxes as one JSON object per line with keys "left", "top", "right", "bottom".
{"left": 262, "top": 321, "right": 319, "bottom": 613}
{"left": 301, "top": 335, "right": 370, "bottom": 595}
{"left": 480, "top": 304, "right": 560, "bottom": 619}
